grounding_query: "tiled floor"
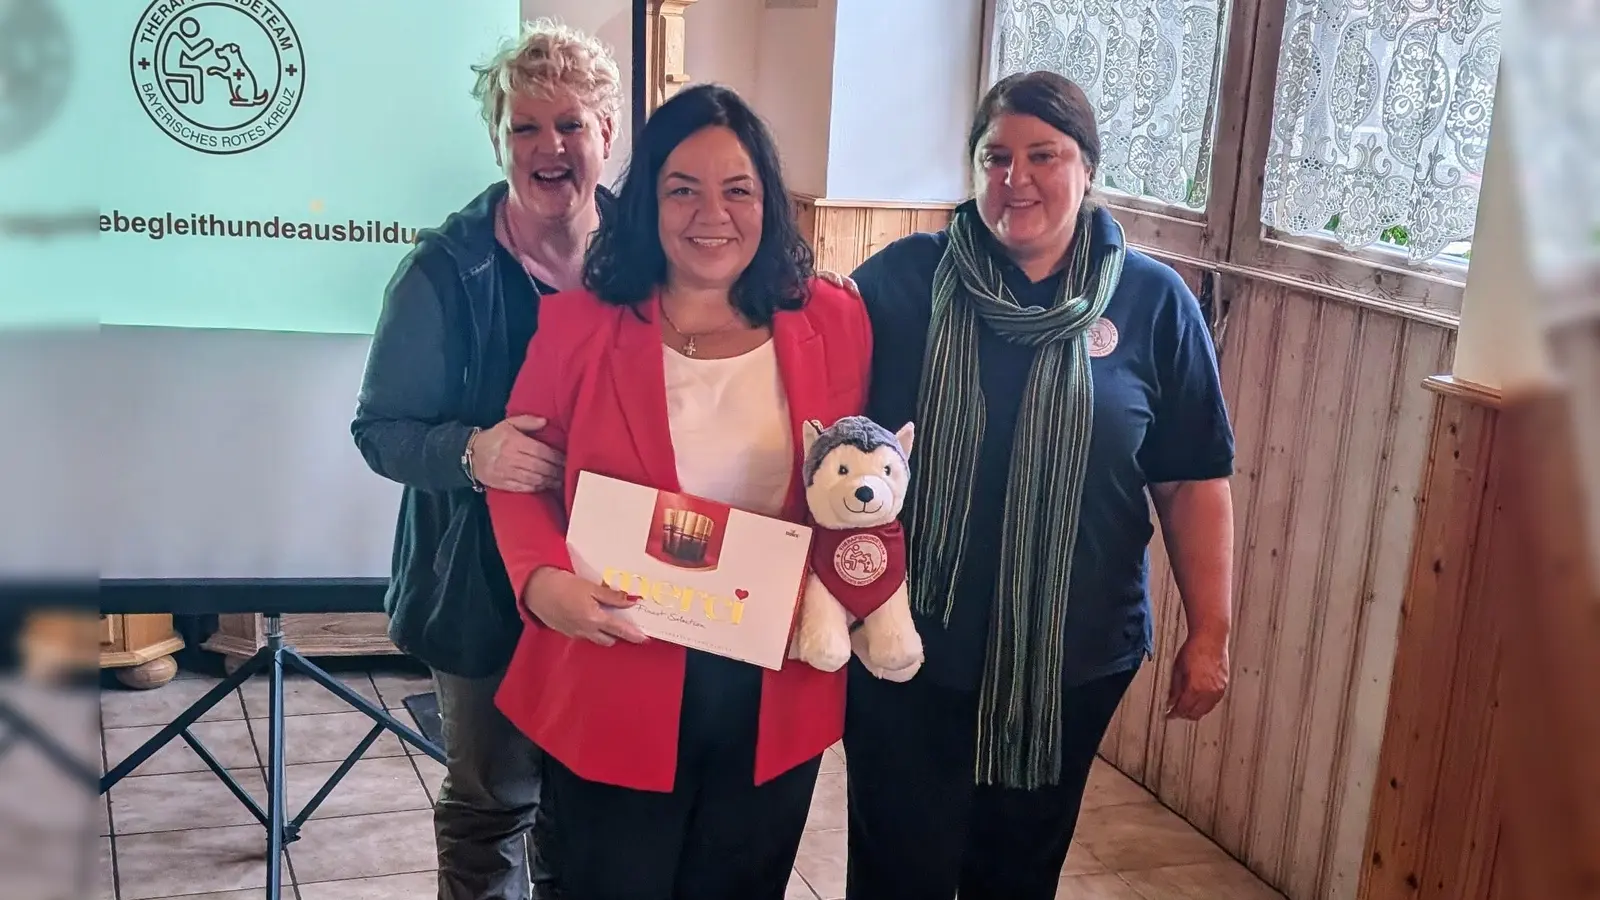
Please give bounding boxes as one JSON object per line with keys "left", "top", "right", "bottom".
{"left": 94, "top": 660, "right": 1285, "bottom": 900}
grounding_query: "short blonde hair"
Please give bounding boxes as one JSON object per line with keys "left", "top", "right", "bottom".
{"left": 471, "top": 18, "right": 623, "bottom": 131}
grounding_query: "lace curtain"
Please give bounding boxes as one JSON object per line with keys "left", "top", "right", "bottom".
{"left": 1260, "top": 0, "right": 1504, "bottom": 262}
{"left": 988, "top": 0, "right": 1228, "bottom": 210}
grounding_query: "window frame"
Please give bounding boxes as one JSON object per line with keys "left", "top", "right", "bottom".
{"left": 977, "top": 0, "right": 1473, "bottom": 318}
{"left": 1220, "top": 0, "right": 1469, "bottom": 315}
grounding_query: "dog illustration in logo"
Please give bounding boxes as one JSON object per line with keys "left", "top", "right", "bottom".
{"left": 788, "top": 416, "right": 923, "bottom": 682}
{"left": 205, "top": 42, "right": 269, "bottom": 107}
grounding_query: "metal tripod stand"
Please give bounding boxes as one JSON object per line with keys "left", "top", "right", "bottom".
{"left": 98, "top": 613, "right": 445, "bottom": 899}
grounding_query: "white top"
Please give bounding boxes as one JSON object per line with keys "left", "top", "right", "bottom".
{"left": 663, "top": 339, "right": 793, "bottom": 518}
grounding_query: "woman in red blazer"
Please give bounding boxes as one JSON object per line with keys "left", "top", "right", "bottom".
{"left": 485, "top": 83, "right": 870, "bottom": 899}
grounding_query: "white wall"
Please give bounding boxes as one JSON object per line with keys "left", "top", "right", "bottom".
{"left": 681, "top": 0, "right": 834, "bottom": 194}
{"left": 682, "top": 0, "right": 762, "bottom": 100}
{"left": 752, "top": 0, "right": 839, "bottom": 196}
{"left": 1451, "top": 83, "right": 1555, "bottom": 392}
{"left": 825, "top": 0, "right": 983, "bottom": 202}
{"left": 526, "top": 0, "right": 636, "bottom": 185}
{"left": 680, "top": 0, "right": 980, "bottom": 201}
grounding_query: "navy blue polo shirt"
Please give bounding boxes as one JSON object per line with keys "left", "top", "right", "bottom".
{"left": 854, "top": 205, "right": 1235, "bottom": 692}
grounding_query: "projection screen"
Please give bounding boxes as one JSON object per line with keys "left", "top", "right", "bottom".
{"left": 0, "top": 0, "right": 640, "bottom": 583}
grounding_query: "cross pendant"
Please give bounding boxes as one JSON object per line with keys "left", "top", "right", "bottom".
{"left": 682, "top": 336, "right": 698, "bottom": 357}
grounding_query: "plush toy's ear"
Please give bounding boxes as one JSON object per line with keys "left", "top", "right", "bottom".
{"left": 895, "top": 421, "right": 915, "bottom": 458}
{"left": 802, "top": 419, "right": 825, "bottom": 459}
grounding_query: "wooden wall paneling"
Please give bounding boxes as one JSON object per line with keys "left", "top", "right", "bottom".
{"left": 801, "top": 199, "right": 955, "bottom": 274}
{"left": 1322, "top": 321, "right": 1455, "bottom": 900}
{"left": 1102, "top": 261, "right": 1248, "bottom": 799}
{"left": 1412, "top": 428, "right": 1505, "bottom": 900}
{"left": 1161, "top": 270, "right": 1266, "bottom": 824}
{"left": 1494, "top": 376, "right": 1600, "bottom": 900}
{"left": 812, "top": 206, "right": 869, "bottom": 275}
{"left": 1549, "top": 316, "right": 1600, "bottom": 570}
{"left": 909, "top": 207, "right": 958, "bottom": 239}
{"left": 1187, "top": 277, "right": 1283, "bottom": 834}
{"left": 1099, "top": 280, "right": 1454, "bottom": 900}
{"left": 1107, "top": 260, "right": 1214, "bottom": 794}
{"left": 1099, "top": 253, "right": 1202, "bottom": 779}
{"left": 1355, "top": 378, "right": 1503, "bottom": 900}
{"left": 791, "top": 193, "right": 818, "bottom": 263}
{"left": 1246, "top": 297, "right": 1361, "bottom": 886}
{"left": 1104, "top": 280, "right": 1283, "bottom": 838}
{"left": 1487, "top": 835, "right": 1512, "bottom": 900}
{"left": 1282, "top": 310, "right": 1409, "bottom": 900}
{"left": 1212, "top": 285, "right": 1318, "bottom": 857}
{"left": 1101, "top": 279, "right": 1270, "bottom": 838}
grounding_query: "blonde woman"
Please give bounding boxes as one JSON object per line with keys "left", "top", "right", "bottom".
{"left": 351, "top": 18, "right": 620, "bottom": 900}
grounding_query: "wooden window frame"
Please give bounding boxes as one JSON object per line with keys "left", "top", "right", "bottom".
{"left": 977, "top": 0, "right": 1470, "bottom": 320}
{"left": 1219, "top": 0, "right": 1468, "bottom": 317}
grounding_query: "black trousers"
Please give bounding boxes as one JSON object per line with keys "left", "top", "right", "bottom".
{"left": 539, "top": 652, "right": 821, "bottom": 900}
{"left": 843, "top": 660, "right": 1138, "bottom": 900}
{"left": 432, "top": 668, "right": 557, "bottom": 900}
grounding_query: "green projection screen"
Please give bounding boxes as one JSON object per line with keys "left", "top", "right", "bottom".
{"left": 1, "top": 0, "right": 516, "bottom": 334}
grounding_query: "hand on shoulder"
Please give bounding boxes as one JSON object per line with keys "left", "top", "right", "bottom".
{"left": 805, "top": 271, "right": 870, "bottom": 325}
{"left": 814, "top": 270, "right": 861, "bottom": 302}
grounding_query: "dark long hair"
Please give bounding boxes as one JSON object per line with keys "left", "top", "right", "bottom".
{"left": 968, "top": 71, "right": 1102, "bottom": 178}
{"left": 582, "top": 84, "right": 814, "bottom": 325}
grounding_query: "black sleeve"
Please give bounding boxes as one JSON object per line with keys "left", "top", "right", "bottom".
{"left": 850, "top": 250, "right": 892, "bottom": 340}
{"left": 1138, "top": 273, "right": 1236, "bottom": 484}
{"left": 350, "top": 251, "right": 474, "bottom": 492}
{"left": 851, "top": 236, "right": 938, "bottom": 435}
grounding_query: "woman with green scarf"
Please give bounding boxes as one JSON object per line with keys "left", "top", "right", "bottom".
{"left": 842, "top": 71, "right": 1237, "bottom": 900}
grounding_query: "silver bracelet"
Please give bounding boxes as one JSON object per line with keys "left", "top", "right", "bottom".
{"left": 461, "top": 426, "right": 484, "bottom": 492}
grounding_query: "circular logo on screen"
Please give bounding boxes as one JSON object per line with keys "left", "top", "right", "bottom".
{"left": 0, "top": 0, "right": 74, "bottom": 156}
{"left": 128, "top": 0, "right": 303, "bottom": 155}
{"left": 1087, "top": 317, "right": 1119, "bottom": 358}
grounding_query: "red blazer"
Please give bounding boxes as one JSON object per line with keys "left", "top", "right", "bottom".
{"left": 487, "top": 279, "right": 872, "bottom": 793}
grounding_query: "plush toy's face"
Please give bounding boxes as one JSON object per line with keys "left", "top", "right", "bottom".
{"left": 802, "top": 420, "right": 915, "bottom": 531}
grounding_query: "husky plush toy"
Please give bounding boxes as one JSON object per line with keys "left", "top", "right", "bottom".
{"left": 788, "top": 416, "right": 924, "bottom": 682}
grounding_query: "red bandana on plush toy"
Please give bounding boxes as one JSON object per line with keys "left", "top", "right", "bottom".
{"left": 809, "top": 521, "right": 908, "bottom": 621}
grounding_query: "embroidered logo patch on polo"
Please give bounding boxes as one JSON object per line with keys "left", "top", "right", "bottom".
{"left": 1087, "top": 317, "right": 1119, "bottom": 358}
{"left": 834, "top": 534, "right": 889, "bottom": 587}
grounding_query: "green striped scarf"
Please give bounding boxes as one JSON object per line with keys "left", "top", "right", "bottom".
{"left": 907, "top": 203, "right": 1126, "bottom": 789}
